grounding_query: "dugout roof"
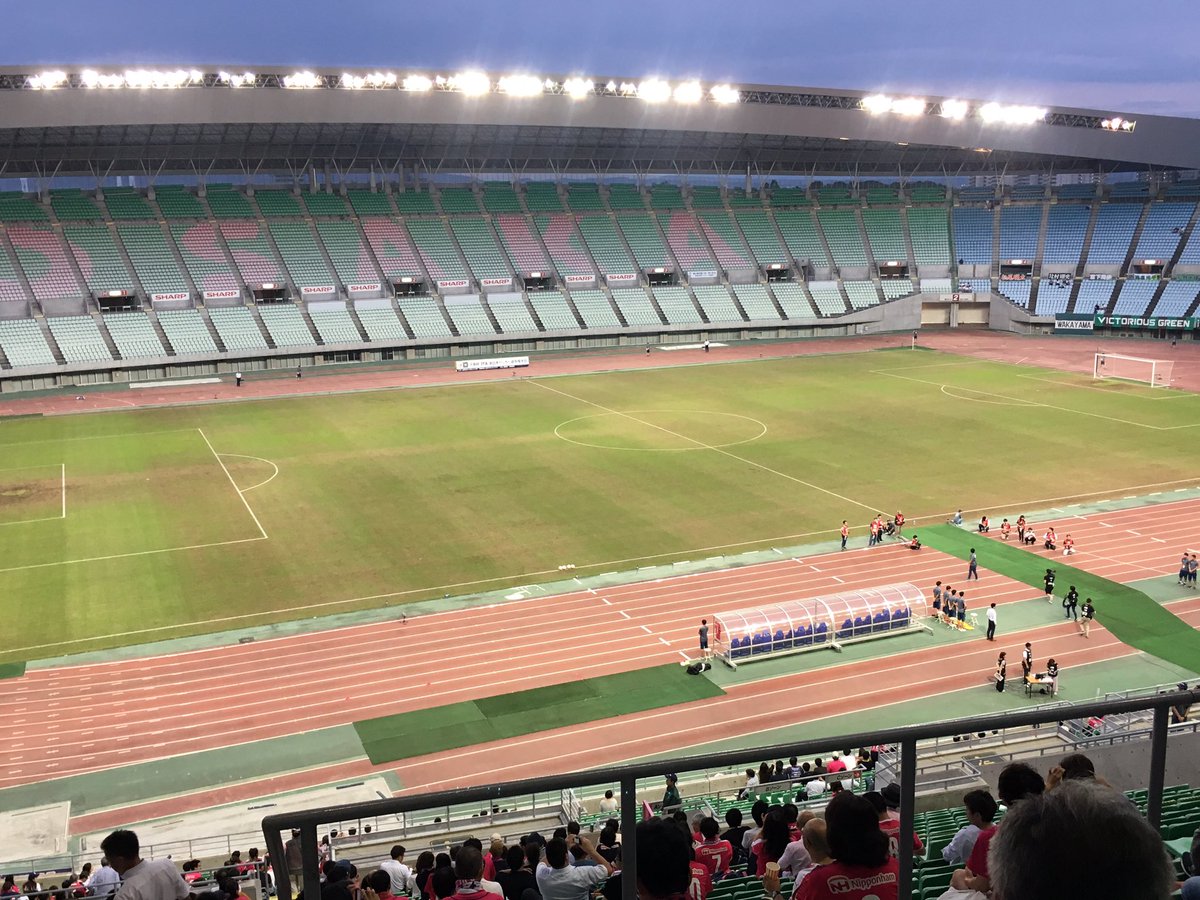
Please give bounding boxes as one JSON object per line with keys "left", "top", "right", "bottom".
{"left": 0, "top": 66, "right": 1197, "bottom": 178}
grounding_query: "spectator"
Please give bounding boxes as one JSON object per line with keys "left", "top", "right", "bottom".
{"left": 535, "top": 838, "right": 611, "bottom": 900}
{"left": 741, "top": 800, "right": 771, "bottom": 864}
{"left": 362, "top": 871, "right": 397, "bottom": 900}
{"left": 991, "top": 781, "right": 1174, "bottom": 900}
{"left": 461, "top": 839, "right": 497, "bottom": 882}
{"left": 812, "top": 758, "right": 826, "bottom": 777}
{"left": 489, "top": 838, "right": 508, "bottom": 876}
{"left": 771, "top": 761, "right": 787, "bottom": 783}
{"left": 721, "top": 809, "right": 749, "bottom": 866}
{"left": 787, "top": 758, "right": 803, "bottom": 781}
{"left": 495, "top": 847, "right": 536, "bottom": 900}
{"left": 777, "top": 812, "right": 817, "bottom": 876}
{"left": 941, "top": 790, "right": 996, "bottom": 866}
{"left": 596, "top": 826, "right": 621, "bottom": 865}
{"left": 661, "top": 774, "right": 682, "bottom": 812}
{"left": 381, "top": 846, "right": 414, "bottom": 897}
{"left": 321, "top": 861, "right": 358, "bottom": 900}
{"left": 284, "top": 831, "right": 305, "bottom": 893}
{"left": 19, "top": 876, "right": 39, "bottom": 896}
{"left": 0, "top": 877, "right": 15, "bottom": 897}
{"left": 598, "top": 790, "right": 618, "bottom": 813}
{"left": 739, "top": 769, "right": 759, "bottom": 799}
{"left": 430, "top": 869, "right": 456, "bottom": 900}
{"left": 805, "top": 774, "right": 828, "bottom": 801}
{"left": 217, "top": 875, "right": 250, "bottom": 900}
{"left": 751, "top": 810, "right": 790, "bottom": 877}
{"left": 633, "top": 819, "right": 691, "bottom": 900}
{"left": 758, "top": 763, "right": 772, "bottom": 786}
{"left": 1173, "top": 684, "right": 1192, "bottom": 724}
{"left": 949, "top": 763, "right": 1044, "bottom": 895}
{"left": 871, "top": 787, "right": 923, "bottom": 859}
{"left": 423, "top": 855, "right": 453, "bottom": 900}
{"left": 794, "top": 793, "right": 897, "bottom": 900}
{"left": 99, "top": 830, "right": 190, "bottom": 900}
{"left": 450, "top": 847, "right": 503, "bottom": 900}
{"left": 792, "top": 818, "right": 832, "bottom": 892}
{"left": 85, "top": 859, "right": 121, "bottom": 898}
{"left": 1046, "top": 752, "right": 1113, "bottom": 790}
{"left": 694, "top": 818, "right": 732, "bottom": 878}
{"left": 412, "top": 853, "right": 436, "bottom": 900}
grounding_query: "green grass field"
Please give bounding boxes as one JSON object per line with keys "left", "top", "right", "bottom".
{"left": 2, "top": 347, "right": 1199, "bottom": 663}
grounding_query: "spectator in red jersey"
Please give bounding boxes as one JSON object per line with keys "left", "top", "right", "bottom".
{"left": 868, "top": 788, "right": 924, "bottom": 859}
{"left": 794, "top": 793, "right": 897, "bottom": 900}
{"left": 825, "top": 754, "right": 846, "bottom": 776}
{"left": 694, "top": 818, "right": 732, "bottom": 878}
{"left": 1000, "top": 518, "right": 1011, "bottom": 540}
{"left": 752, "top": 810, "right": 791, "bottom": 877}
{"left": 687, "top": 845, "right": 712, "bottom": 900}
{"left": 180, "top": 862, "right": 203, "bottom": 885}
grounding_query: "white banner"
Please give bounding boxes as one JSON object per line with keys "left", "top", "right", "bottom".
{"left": 688, "top": 270, "right": 718, "bottom": 280}
{"left": 481, "top": 277, "right": 513, "bottom": 288}
{"left": 606, "top": 273, "right": 637, "bottom": 284}
{"left": 438, "top": 279, "right": 470, "bottom": 289}
{"left": 150, "top": 291, "right": 189, "bottom": 302}
{"left": 455, "top": 356, "right": 530, "bottom": 372}
{"left": 202, "top": 289, "right": 240, "bottom": 300}
{"left": 346, "top": 283, "right": 381, "bottom": 293}
{"left": 565, "top": 273, "right": 596, "bottom": 284}
{"left": 301, "top": 285, "right": 335, "bottom": 295}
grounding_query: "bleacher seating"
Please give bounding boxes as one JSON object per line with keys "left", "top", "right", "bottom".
{"left": 648, "top": 184, "right": 685, "bottom": 210}
{"left": 316, "top": 221, "right": 381, "bottom": 287}
{"left": 696, "top": 212, "right": 753, "bottom": 269}
{"left": 1043, "top": 205, "right": 1091, "bottom": 266}
{"left": 268, "top": 222, "right": 335, "bottom": 288}
{"left": 843, "top": 280, "right": 880, "bottom": 309}
{"left": 919, "top": 277, "right": 953, "bottom": 294}
{"left": 617, "top": 215, "right": 673, "bottom": 269}
{"left": 652, "top": 285, "right": 703, "bottom": 324}
{"left": 444, "top": 295, "right": 497, "bottom": 335}
{"left": 307, "top": 303, "right": 362, "bottom": 344}
{"left": 494, "top": 215, "right": 551, "bottom": 273}
{"left": 450, "top": 218, "right": 512, "bottom": 280}
{"left": 205, "top": 186, "right": 256, "bottom": 219}
{"left": 907, "top": 208, "right": 952, "bottom": 266}
{"left": 355, "top": 302, "right": 411, "bottom": 342}
{"left": 1152, "top": 281, "right": 1200, "bottom": 317}
{"left": 153, "top": 187, "right": 206, "bottom": 220}
{"left": 406, "top": 219, "right": 469, "bottom": 281}
{"left": 692, "top": 285, "right": 745, "bottom": 323}
{"left": 254, "top": 190, "right": 303, "bottom": 218}
{"left": 735, "top": 211, "right": 789, "bottom": 266}
{"left": 611, "top": 287, "right": 664, "bottom": 326}
{"left": 103, "top": 311, "right": 166, "bottom": 358}
{"left": 64, "top": 224, "right": 137, "bottom": 294}
{"left": 534, "top": 214, "right": 597, "bottom": 276}
{"left": 360, "top": 218, "right": 425, "bottom": 282}
{"left": 690, "top": 187, "right": 724, "bottom": 209}
{"left": 208, "top": 305, "right": 270, "bottom": 350}
{"left": 157, "top": 308, "right": 218, "bottom": 355}
{"left": 302, "top": 192, "right": 349, "bottom": 217}
{"left": 171, "top": 223, "right": 241, "bottom": 294}
{"left": 774, "top": 210, "right": 830, "bottom": 267}
{"left": 865, "top": 184, "right": 900, "bottom": 205}
{"left": 219, "top": 222, "right": 286, "bottom": 286}
{"left": 1058, "top": 183, "right": 1098, "bottom": 200}
{"left": 0, "top": 194, "right": 49, "bottom": 222}
{"left": 1086, "top": 204, "right": 1141, "bottom": 264}
{"left": 817, "top": 210, "right": 868, "bottom": 266}
{"left": 0, "top": 317, "right": 56, "bottom": 367}
{"left": 1110, "top": 280, "right": 1157, "bottom": 316}
{"left": 1110, "top": 182, "right": 1150, "bottom": 198}
{"left": 997, "top": 279, "right": 1032, "bottom": 309}
{"left": 569, "top": 289, "right": 621, "bottom": 328}
{"left": 347, "top": 190, "right": 394, "bottom": 217}
{"left": 257, "top": 303, "right": 317, "bottom": 347}
{"left": 51, "top": 189, "right": 103, "bottom": 221}
{"left": 118, "top": 224, "right": 190, "bottom": 295}
{"left": 46, "top": 315, "right": 114, "bottom": 363}
{"left": 881, "top": 278, "right": 914, "bottom": 299}
{"left": 958, "top": 278, "right": 992, "bottom": 294}
{"left": 658, "top": 213, "right": 717, "bottom": 271}
{"left": 1033, "top": 280, "right": 1072, "bottom": 316}
{"left": 771, "top": 282, "right": 816, "bottom": 318}
{"left": 817, "top": 184, "right": 854, "bottom": 205}
{"left": 104, "top": 188, "right": 154, "bottom": 220}
{"left": 528, "top": 290, "right": 579, "bottom": 330}
{"left": 909, "top": 183, "right": 947, "bottom": 203}
{"left": 486, "top": 293, "right": 538, "bottom": 333}
{"left": 439, "top": 187, "right": 482, "bottom": 214}
{"left": 1076, "top": 279, "right": 1116, "bottom": 313}
{"left": 951, "top": 208, "right": 994, "bottom": 265}
{"left": 808, "top": 281, "right": 846, "bottom": 315}
{"left": 733, "top": 284, "right": 782, "bottom": 320}
{"left": 861, "top": 209, "right": 906, "bottom": 261}
{"left": 394, "top": 192, "right": 438, "bottom": 215}
{"left": 607, "top": 184, "right": 646, "bottom": 210}
{"left": 727, "top": 189, "right": 762, "bottom": 208}
{"left": 770, "top": 186, "right": 811, "bottom": 207}
{"left": 481, "top": 183, "right": 523, "bottom": 214}
{"left": 998, "top": 206, "right": 1042, "bottom": 260}
{"left": 0, "top": 243, "right": 30, "bottom": 302}
{"left": 1132, "top": 203, "right": 1194, "bottom": 259}
{"left": 577, "top": 216, "right": 637, "bottom": 274}
{"left": 524, "top": 183, "right": 564, "bottom": 212}
{"left": 566, "top": 184, "right": 605, "bottom": 211}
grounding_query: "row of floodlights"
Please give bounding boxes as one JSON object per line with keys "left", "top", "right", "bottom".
{"left": 861, "top": 94, "right": 1050, "bottom": 126}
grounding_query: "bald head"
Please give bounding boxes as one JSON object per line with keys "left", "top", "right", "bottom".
{"left": 801, "top": 818, "right": 830, "bottom": 863}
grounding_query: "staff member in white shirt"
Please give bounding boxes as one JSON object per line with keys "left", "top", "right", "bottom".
{"left": 986, "top": 603, "right": 997, "bottom": 641}
{"left": 100, "top": 830, "right": 189, "bottom": 900}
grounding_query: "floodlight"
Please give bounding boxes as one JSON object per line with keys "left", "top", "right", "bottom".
{"left": 673, "top": 81, "right": 703, "bottom": 104}
{"left": 605, "top": 80, "right": 617, "bottom": 92}
{"left": 710, "top": 84, "right": 740, "bottom": 104}
{"left": 403, "top": 75, "right": 433, "bottom": 92}
{"left": 498, "top": 74, "right": 544, "bottom": 97}
{"left": 979, "top": 102, "right": 1046, "bottom": 125}
{"left": 219, "top": 71, "right": 256, "bottom": 88}
{"left": 940, "top": 99, "right": 968, "bottom": 120}
{"left": 861, "top": 94, "right": 893, "bottom": 115}
{"left": 563, "top": 77, "right": 593, "bottom": 99}
{"left": 28, "top": 71, "right": 67, "bottom": 90}
{"left": 891, "top": 97, "right": 926, "bottom": 117}
{"left": 283, "top": 70, "right": 321, "bottom": 89}
{"left": 342, "top": 73, "right": 364, "bottom": 89}
{"left": 637, "top": 79, "right": 671, "bottom": 103}
{"left": 451, "top": 70, "right": 491, "bottom": 96}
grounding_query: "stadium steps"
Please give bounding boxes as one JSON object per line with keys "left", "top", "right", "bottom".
{"left": 1165, "top": 203, "right": 1200, "bottom": 278}
{"left": 92, "top": 312, "right": 123, "bottom": 360}
{"left": 56, "top": 227, "right": 101, "bottom": 300}
{"left": 1120, "top": 202, "right": 1155, "bottom": 275}
{"left": 562, "top": 288, "right": 619, "bottom": 329}
{"left": 1186, "top": 290, "right": 1200, "bottom": 320}
{"left": 810, "top": 211, "right": 839, "bottom": 272}
{"left": 145, "top": 309, "right": 176, "bottom": 355}
{"left": 35, "top": 315, "right": 66, "bottom": 364}
{"left": 990, "top": 205, "right": 1002, "bottom": 283}
{"left": 897, "top": 208, "right": 918, "bottom": 274}
{"left": 1066, "top": 203, "right": 1103, "bottom": 312}
{"left": 853, "top": 208, "right": 876, "bottom": 267}
{"left": 1032, "top": 200, "right": 1051, "bottom": 271}
{"left": 194, "top": 308, "right": 228, "bottom": 352}
{"left": 0, "top": 230, "right": 37, "bottom": 303}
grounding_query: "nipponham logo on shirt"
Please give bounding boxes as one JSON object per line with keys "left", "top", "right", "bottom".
{"left": 825, "top": 871, "right": 897, "bottom": 894}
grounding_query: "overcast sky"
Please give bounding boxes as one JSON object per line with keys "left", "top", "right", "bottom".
{"left": 4, "top": 0, "right": 1198, "bottom": 117}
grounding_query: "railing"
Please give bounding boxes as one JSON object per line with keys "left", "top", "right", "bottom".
{"left": 262, "top": 689, "right": 1199, "bottom": 900}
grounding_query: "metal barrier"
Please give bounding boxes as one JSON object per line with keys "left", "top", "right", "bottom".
{"left": 262, "top": 689, "right": 1200, "bottom": 900}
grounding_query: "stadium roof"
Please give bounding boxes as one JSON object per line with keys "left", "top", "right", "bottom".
{"left": 1, "top": 66, "right": 1198, "bottom": 179}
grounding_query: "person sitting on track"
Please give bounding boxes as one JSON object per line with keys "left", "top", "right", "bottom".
{"left": 908, "top": 534, "right": 921, "bottom": 551}
{"left": 1000, "top": 518, "right": 1011, "bottom": 540}
{"left": 1063, "top": 534, "right": 1075, "bottom": 556}
{"left": 978, "top": 515, "right": 990, "bottom": 534}
{"left": 949, "top": 509, "right": 964, "bottom": 526}
{"left": 1044, "top": 528, "right": 1057, "bottom": 551}
{"left": 1023, "top": 527, "right": 1038, "bottom": 546}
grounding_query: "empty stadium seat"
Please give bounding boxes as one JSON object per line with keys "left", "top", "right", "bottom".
{"left": 952, "top": 208, "right": 994, "bottom": 265}
{"left": 450, "top": 218, "right": 512, "bottom": 280}
{"left": 155, "top": 186, "right": 207, "bottom": 219}
{"left": 771, "top": 282, "right": 817, "bottom": 319}
{"left": 524, "top": 183, "right": 564, "bottom": 212}
{"left": 577, "top": 216, "right": 637, "bottom": 274}
{"left": 907, "top": 208, "right": 952, "bottom": 266}
{"left": 254, "top": 190, "right": 303, "bottom": 218}
{"left": 307, "top": 303, "right": 362, "bottom": 344}
{"left": 302, "top": 192, "right": 349, "bottom": 217}
{"left": 64, "top": 224, "right": 137, "bottom": 295}
{"left": 394, "top": 192, "right": 438, "bottom": 215}
{"left": 1087, "top": 204, "right": 1141, "bottom": 264}
{"left": 862, "top": 209, "right": 906, "bottom": 261}
{"left": 258, "top": 303, "right": 317, "bottom": 346}
{"left": 733, "top": 284, "right": 782, "bottom": 320}
{"left": 1033, "top": 280, "right": 1071, "bottom": 316}
{"left": 997, "top": 279, "right": 1032, "bottom": 308}
{"left": 361, "top": 218, "right": 425, "bottom": 282}
{"left": 1133, "top": 203, "right": 1194, "bottom": 259}
{"left": 528, "top": 290, "right": 579, "bottom": 330}
{"left": 1043, "top": 205, "right": 1091, "bottom": 266}
{"left": 346, "top": 190, "right": 394, "bottom": 217}
{"left": 1152, "top": 281, "right": 1200, "bottom": 317}
{"left": 103, "top": 311, "right": 166, "bottom": 358}
{"left": 611, "top": 287, "right": 664, "bottom": 326}
{"left": 1110, "top": 280, "right": 1157, "bottom": 316}
{"left": 118, "top": 224, "right": 190, "bottom": 294}
{"left": 104, "top": 188, "right": 155, "bottom": 220}
{"left": 355, "top": 302, "right": 411, "bottom": 342}
{"left": 208, "top": 305, "right": 270, "bottom": 350}
{"left": 919, "top": 277, "right": 953, "bottom": 294}
{"left": 617, "top": 215, "right": 673, "bottom": 268}
{"left": 843, "top": 280, "right": 880, "bottom": 309}
{"left": 566, "top": 185, "right": 605, "bottom": 212}
{"left": 534, "top": 214, "right": 597, "bottom": 276}
{"left": 0, "top": 317, "right": 56, "bottom": 367}
{"left": 692, "top": 285, "right": 745, "bottom": 323}
{"left": 1076, "top": 280, "right": 1116, "bottom": 313}
{"left": 494, "top": 215, "right": 551, "bottom": 273}
{"left": 205, "top": 186, "right": 256, "bottom": 219}
{"left": 171, "top": 223, "right": 241, "bottom": 295}
{"left": 808, "top": 281, "right": 847, "bottom": 315}
{"left": 607, "top": 184, "right": 646, "bottom": 210}
{"left": 486, "top": 293, "right": 538, "bottom": 333}
{"left": 697, "top": 212, "right": 754, "bottom": 269}
{"left": 881, "top": 279, "right": 915, "bottom": 300}
{"left": 316, "top": 221, "right": 381, "bottom": 287}
{"left": 439, "top": 187, "right": 482, "bottom": 214}
{"left": 774, "top": 211, "right": 830, "bottom": 267}
{"left": 46, "top": 314, "right": 114, "bottom": 363}
{"left": 658, "top": 212, "right": 717, "bottom": 271}
{"left": 268, "top": 222, "right": 336, "bottom": 288}
{"left": 406, "top": 219, "right": 468, "bottom": 281}
{"left": 51, "top": 189, "right": 103, "bottom": 221}
{"left": 220, "top": 222, "right": 286, "bottom": 286}
{"left": 735, "top": 211, "right": 788, "bottom": 266}
{"left": 998, "top": 206, "right": 1042, "bottom": 260}
{"left": 0, "top": 194, "right": 49, "bottom": 222}
{"left": 157, "top": 308, "right": 218, "bottom": 355}
{"left": 0, "top": 243, "right": 30, "bottom": 302}
{"left": 652, "top": 285, "right": 703, "bottom": 324}
{"left": 480, "top": 183, "right": 523, "bottom": 214}
{"left": 569, "top": 289, "right": 621, "bottom": 328}
{"left": 443, "top": 294, "right": 497, "bottom": 335}
{"left": 817, "top": 210, "right": 868, "bottom": 266}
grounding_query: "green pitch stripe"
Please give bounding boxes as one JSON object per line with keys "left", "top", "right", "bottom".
{"left": 354, "top": 664, "right": 724, "bottom": 765}
{"left": 922, "top": 524, "right": 1200, "bottom": 672}
{"left": 0, "top": 661, "right": 26, "bottom": 679}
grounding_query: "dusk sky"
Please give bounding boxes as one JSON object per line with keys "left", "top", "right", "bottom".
{"left": 4, "top": 0, "right": 1198, "bottom": 117}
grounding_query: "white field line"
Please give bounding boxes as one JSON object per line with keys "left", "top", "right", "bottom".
{"left": 197, "top": 429, "right": 268, "bottom": 539}
{"left": 217, "top": 453, "right": 280, "bottom": 493}
{"left": 531, "top": 379, "right": 879, "bottom": 512}
{"left": 0, "top": 536, "right": 268, "bottom": 576}
{"left": 60, "top": 463, "right": 66, "bottom": 519}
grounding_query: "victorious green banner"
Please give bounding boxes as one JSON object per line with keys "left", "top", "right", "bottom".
{"left": 1095, "top": 315, "right": 1199, "bottom": 330}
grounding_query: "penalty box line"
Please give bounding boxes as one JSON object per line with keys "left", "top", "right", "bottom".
{"left": 0, "top": 463, "right": 67, "bottom": 528}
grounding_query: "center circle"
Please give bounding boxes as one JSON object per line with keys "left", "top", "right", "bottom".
{"left": 554, "top": 409, "right": 768, "bottom": 452}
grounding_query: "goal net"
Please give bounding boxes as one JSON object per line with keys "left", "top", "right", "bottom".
{"left": 1093, "top": 352, "right": 1174, "bottom": 387}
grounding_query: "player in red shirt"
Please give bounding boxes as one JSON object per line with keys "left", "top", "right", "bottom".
{"left": 1063, "top": 534, "right": 1075, "bottom": 556}
{"left": 795, "top": 794, "right": 897, "bottom": 900}
{"left": 1000, "top": 518, "right": 1011, "bottom": 540}
{"left": 693, "top": 818, "right": 732, "bottom": 878}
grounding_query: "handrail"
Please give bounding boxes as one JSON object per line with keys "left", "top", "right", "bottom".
{"left": 261, "top": 689, "right": 1200, "bottom": 900}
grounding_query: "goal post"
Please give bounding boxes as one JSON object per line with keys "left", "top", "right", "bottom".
{"left": 1093, "top": 352, "right": 1174, "bottom": 387}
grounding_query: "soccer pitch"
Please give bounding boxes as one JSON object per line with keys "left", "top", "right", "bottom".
{"left": 2, "top": 347, "right": 1199, "bottom": 662}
